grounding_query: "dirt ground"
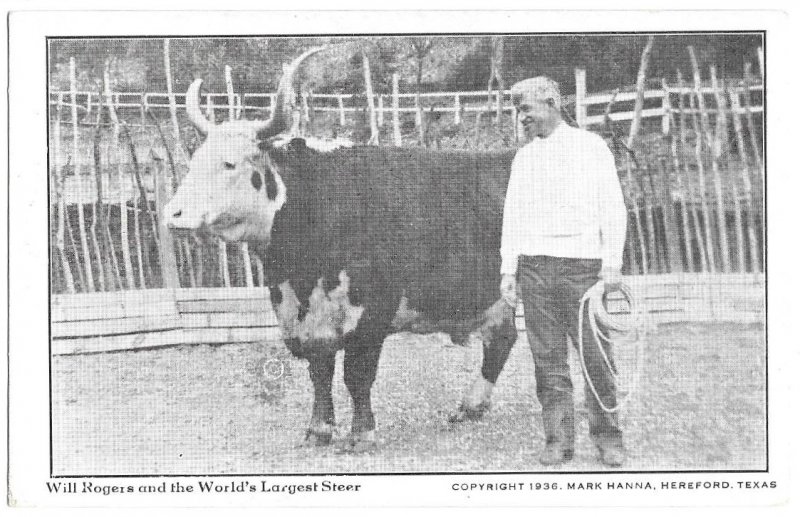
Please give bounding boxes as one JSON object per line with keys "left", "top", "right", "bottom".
{"left": 51, "top": 322, "right": 766, "bottom": 475}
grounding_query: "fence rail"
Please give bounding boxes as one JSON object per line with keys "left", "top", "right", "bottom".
{"left": 49, "top": 75, "right": 764, "bottom": 129}
{"left": 52, "top": 287, "right": 277, "bottom": 355}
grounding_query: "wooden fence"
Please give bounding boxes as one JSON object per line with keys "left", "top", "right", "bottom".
{"left": 51, "top": 273, "right": 764, "bottom": 355}
{"left": 52, "top": 288, "right": 276, "bottom": 355}
{"left": 48, "top": 71, "right": 764, "bottom": 133}
{"left": 48, "top": 49, "right": 765, "bottom": 295}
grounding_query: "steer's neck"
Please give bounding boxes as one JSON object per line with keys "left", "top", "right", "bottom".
{"left": 258, "top": 207, "right": 294, "bottom": 287}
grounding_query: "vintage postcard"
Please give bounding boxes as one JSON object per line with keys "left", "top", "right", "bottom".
{"left": 5, "top": 7, "right": 796, "bottom": 510}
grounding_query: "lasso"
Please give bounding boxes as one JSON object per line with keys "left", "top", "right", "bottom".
{"left": 577, "top": 280, "right": 645, "bottom": 414}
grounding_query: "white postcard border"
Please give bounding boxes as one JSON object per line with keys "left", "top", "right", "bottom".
{"left": 7, "top": 8, "right": 797, "bottom": 508}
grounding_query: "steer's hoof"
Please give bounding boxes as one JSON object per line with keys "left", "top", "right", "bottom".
{"left": 336, "top": 431, "right": 377, "bottom": 454}
{"left": 299, "top": 428, "right": 333, "bottom": 447}
{"left": 447, "top": 402, "right": 490, "bottom": 424}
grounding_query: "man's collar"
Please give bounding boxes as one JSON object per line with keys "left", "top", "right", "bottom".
{"left": 531, "top": 119, "right": 565, "bottom": 142}
{"left": 544, "top": 120, "right": 566, "bottom": 139}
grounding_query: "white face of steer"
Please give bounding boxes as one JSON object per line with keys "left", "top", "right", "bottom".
{"left": 163, "top": 121, "right": 286, "bottom": 243}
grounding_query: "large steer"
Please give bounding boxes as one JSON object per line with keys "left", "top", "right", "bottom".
{"left": 164, "top": 48, "right": 518, "bottom": 452}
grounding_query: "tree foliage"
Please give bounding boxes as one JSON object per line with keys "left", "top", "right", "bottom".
{"left": 49, "top": 34, "right": 763, "bottom": 95}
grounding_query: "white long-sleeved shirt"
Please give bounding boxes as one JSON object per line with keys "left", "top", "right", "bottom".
{"left": 500, "top": 122, "right": 628, "bottom": 275}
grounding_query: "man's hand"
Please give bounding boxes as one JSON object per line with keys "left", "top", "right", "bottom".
{"left": 600, "top": 267, "right": 622, "bottom": 295}
{"left": 500, "top": 274, "right": 517, "bottom": 307}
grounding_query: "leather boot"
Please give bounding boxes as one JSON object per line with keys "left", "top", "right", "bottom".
{"left": 538, "top": 441, "right": 574, "bottom": 465}
{"left": 596, "top": 441, "right": 626, "bottom": 467}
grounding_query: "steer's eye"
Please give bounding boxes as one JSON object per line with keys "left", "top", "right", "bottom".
{"left": 223, "top": 161, "right": 236, "bottom": 170}
{"left": 251, "top": 170, "right": 262, "bottom": 191}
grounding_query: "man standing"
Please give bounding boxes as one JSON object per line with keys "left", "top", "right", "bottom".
{"left": 500, "top": 77, "right": 628, "bottom": 467}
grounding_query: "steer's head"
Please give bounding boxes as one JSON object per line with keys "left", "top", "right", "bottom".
{"left": 163, "top": 47, "right": 322, "bottom": 243}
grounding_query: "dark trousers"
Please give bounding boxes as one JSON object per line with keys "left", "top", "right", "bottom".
{"left": 517, "top": 255, "right": 622, "bottom": 449}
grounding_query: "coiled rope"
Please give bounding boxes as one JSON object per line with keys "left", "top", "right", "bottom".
{"left": 577, "top": 280, "right": 645, "bottom": 414}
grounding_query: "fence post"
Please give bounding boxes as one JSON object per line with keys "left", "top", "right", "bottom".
{"left": 454, "top": 94, "right": 461, "bottom": 125}
{"left": 105, "top": 67, "right": 135, "bottom": 290}
{"left": 53, "top": 93, "right": 76, "bottom": 293}
{"left": 512, "top": 104, "right": 519, "bottom": 143}
{"left": 253, "top": 255, "right": 265, "bottom": 287}
{"left": 656, "top": 156, "right": 683, "bottom": 272}
{"left": 219, "top": 242, "right": 231, "bottom": 287}
{"left": 337, "top": 95, "right": 346, "bottom": 127}
{"left": 415, "top": 96, "right": 422, "bottom": 131}
{"left": 473, "top": 111, "right": 482, "bottom": 149}
{"left": 740, "top": 65, "right": 764, "bottom": 268}
{"left": 361, "top": 51, "right": 380, "bottom": 145}
{"left": 163, "top": 38, "right": 188, "bottom": 166}
{"left": 689, "top": 49, "right": 730, "bottom": 274}
{"left": 729, "top": 88, "right": 761, "bottom": 274}
{"left": 377, "top": 95, "right": 384, "bottom": 127}
{"left": 574, "top": 68, "right": 587, "bottom": 128}
{"left": 152, "top": 157, "right": 180, "bottom": 289}
{"left": 225, "top": 65, "right": 236, "bottom": 121}
{"left": 205, "top": 95, "right": 215, "bottom": 124}
{"left": 70, "top": 57, "right": 96, "bottom": 292}
{"left": 686, "top": 49, "right": 718, "bottom": 273}
{"left": 266, "top": 93, "right": 275, "bottom": 119}
{"left": 661, "top": 88, "right": 671, "bottom": 135}
{"left": 85, "top": 92, "right": 92, "bottom": 123}
{"left": 711, "top": 66, "right": 744, "bottom": 272}
{"left": 626, "top": 37, "right": 655, "bottom": 274}
{"left": 742, "top": 63, "right": 764, "bottom": 171}
{"left": 392, "top": 73, "right": 402, "bottom": 146}
{"left": 301, "top": 93, "right": 311, "bottom": 135}
{"left": 89, "top": 94, "right": 109, "bottom": 291}
{"left": 664, "top": 78, "right": 696, "bottom": 273}
{"left": 658, "top": 81, "right": 684, "bottom": 272}
{"left": 130, "top": 140, "right": 147, "bottom": 288}
{"left": 629, "top": 37, "right": 654, "bottom": 146}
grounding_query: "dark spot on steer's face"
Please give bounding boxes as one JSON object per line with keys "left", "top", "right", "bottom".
{"left": 251, "top": 170, "right": 262, "bottom": 191}
{"left": 265, "top": 167, "right": 278, "bottom": 200}
{"left": 251, "top": 161, "right": 279, "bottom": 200}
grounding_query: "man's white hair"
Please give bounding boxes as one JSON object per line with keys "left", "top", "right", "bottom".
{"left": 510, "top": 76, "right": 562, "bottom": 111}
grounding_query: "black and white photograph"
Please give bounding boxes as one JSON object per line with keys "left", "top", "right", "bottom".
{"left": 6, "top": 7, "right": 792, "bottom": 509}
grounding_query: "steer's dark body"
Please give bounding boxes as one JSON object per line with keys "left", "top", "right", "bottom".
{"left": 259, "top": 142, "right": 518, "bottom": 448}
{"left": 265, "top": 143, "right": 514, "bottom": 322}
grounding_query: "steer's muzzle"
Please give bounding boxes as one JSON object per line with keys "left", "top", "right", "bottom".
{"left": 163, "top": 203, "right": 207, "bottom": 234}
{"left": 165, "top": 206, "right": 256, "bottom": 243}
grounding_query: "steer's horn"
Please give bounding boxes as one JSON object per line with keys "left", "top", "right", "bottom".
{"left": 185, "top": 78, "right": 213, "bottom": 135}
{"left": 255, "top": 46, "right": 325, "bottom": 140}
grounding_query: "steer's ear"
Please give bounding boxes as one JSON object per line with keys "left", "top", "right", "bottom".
{"left": 288, "top": 138, "right": 307, "bottom": 153}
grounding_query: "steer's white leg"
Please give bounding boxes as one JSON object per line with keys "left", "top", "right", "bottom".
{"left": 463, "top": 375, "right": 495, "bottom": 410}
{"left": 450, "top": 299, "right": 518, "bottom": 423}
